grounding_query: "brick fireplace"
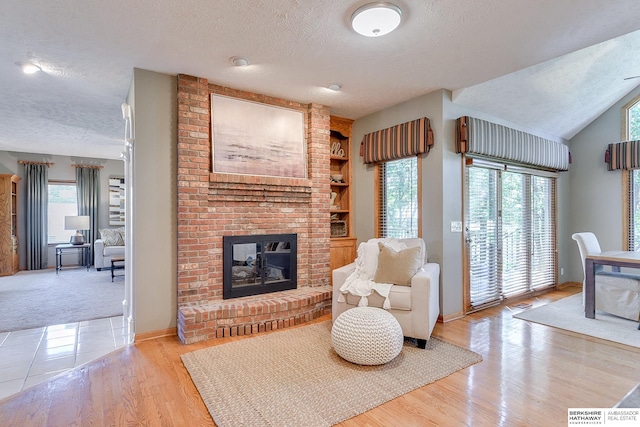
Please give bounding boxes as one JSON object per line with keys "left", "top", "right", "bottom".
{"left": 176, "top": 74, "right": 333, "bottom": 344}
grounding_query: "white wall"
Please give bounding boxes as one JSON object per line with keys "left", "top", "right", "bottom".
{"left": 566, "top": 85, "right": 640, "bottom": 281}
{"left": 0, "top": 151, "right": 124, "bottom": 269}
{"left": 352, "top": 89, "right": 570, "bottom": 318}
{"left": 129, "top": 69, "right": 177, "bottom": 335}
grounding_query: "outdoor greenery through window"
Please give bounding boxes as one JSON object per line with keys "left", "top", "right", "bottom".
{"left": 465, "top": 162, "right": 556, "bottom": 310}
{"left": 48, "top": 182, "right": 78, "bottom": 244}
{"left": 627, "top": 98, "right": 640, "bottom": 251}
{"left": 377, "top": 156, "right": 419, "bottom": 238}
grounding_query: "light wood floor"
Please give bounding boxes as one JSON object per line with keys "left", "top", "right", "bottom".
{"left": 1, "top": 284, "right": 638, "bottom": 426}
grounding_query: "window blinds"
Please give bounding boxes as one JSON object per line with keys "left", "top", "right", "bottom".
{"left": 377, "top": 157, "right": 419, "bottom": 238}
{"left": 465, "top": 162, "right": 557, "bottom": 310}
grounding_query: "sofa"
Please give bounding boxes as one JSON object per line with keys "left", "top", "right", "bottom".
{"left": 94, "top": 227, "right": 125, "bottom": 271}
{"left": 332, "top": 237, "right": 440, "bottom": 348}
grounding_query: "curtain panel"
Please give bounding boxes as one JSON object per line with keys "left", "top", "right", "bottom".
{"left": 606, "top": 140, "right": 640, "bottom": 171}
{"left": 456, "top": 116, "right": 570, "bottom": 171}
{"left": 24, "top": 164, "right": 49, "bottom": 270}
{"left": 361, "top": 117, "right": 433, "bottom": 164}
{"left": 76, "top": 167, "right": 100, "bottom": 263}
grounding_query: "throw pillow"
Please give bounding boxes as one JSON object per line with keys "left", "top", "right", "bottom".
{"left": 100, "top": 228, "right": 124, "bottom": 246}
{"left": 373, "top": 242, "right": 423, "bottom": 286}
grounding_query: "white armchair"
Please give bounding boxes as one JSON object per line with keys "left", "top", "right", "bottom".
{"left": 572, "top": 232, "right": 640, "bottom": 321}
{"left": 332, "top": 238, "right": 440, "bottom": 348}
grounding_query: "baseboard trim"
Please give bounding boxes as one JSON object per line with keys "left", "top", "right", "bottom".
{"left": 439, "top": 311, "right": 465, "bottom": 323}
{"left": 134, "top": 327, "right": 177, "bottom": 343}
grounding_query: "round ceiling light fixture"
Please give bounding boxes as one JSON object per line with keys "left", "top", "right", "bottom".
{"left": 16, "top": 62, "right": 41, "bottom": 74}
{"left": 327, "top": 83, "right": 343, "bottom": 91}
{"left": 351, "top": 2, "right": 402, "bottom": 37}
{"left": 230, "top": 56, "right": 250, "bottom": 67}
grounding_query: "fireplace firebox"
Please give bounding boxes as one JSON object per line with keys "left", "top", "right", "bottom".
{"left": 223, "top": 234, "right": 297, "bottom": 299}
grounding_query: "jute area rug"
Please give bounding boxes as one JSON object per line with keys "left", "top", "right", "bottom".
{"left": 514, "top": 293, "right": 640, "bottom": 348}
{"left": 181, "top": 321, "right": 482, "bottom": 427}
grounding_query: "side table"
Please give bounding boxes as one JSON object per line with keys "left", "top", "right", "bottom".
{"left": 55, "top": 243, "right": 91, "bottom": 274}
{"left": 111, "top": 257, "right": 125, "bottom": 281}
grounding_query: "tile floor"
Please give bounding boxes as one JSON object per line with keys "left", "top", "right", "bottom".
{"left": 0, "top": 315, "right": 129, "bottom": 400}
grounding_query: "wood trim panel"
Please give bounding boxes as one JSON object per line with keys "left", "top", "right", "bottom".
{"left": 439, "top": 311, "right": 465, "bottom": 323}
{"left": 329, "top": 116, "right": 353, "bottom": 138}
{"left": 134, "top": 328, "right": 177, "bottom": 343}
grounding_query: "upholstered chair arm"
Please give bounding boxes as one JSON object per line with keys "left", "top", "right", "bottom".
{"left": 332, "top": 262, "right": 356, "bottom": 321}
{"left": 94, "top": 239, "right": 105, "bottom": 269}
{"left": 333, "top": 262, "right": 356, "bottom": 288}
{"left": 409, "top": 262, "right": 440, "bottom": 340}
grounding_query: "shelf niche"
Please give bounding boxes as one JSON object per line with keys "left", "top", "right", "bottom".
{"left": 329, "top": 116, "right": 356, "bottom": 280}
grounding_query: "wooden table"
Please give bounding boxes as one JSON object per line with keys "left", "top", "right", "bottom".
{"left": 584, "top": 251, "right": 640, "bottom": 318}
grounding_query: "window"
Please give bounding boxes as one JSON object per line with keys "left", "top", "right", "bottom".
{"left": 375, "top": 156, "right": 420, "bottom": 238}
{"left": 464, "top": 161, "right": 557, "bottom": 311}
{"left": 48, "top": 182, "right": 78, "bottom": 244}
{"left": 626, "top": 96, "right": 640, "bottom": 251}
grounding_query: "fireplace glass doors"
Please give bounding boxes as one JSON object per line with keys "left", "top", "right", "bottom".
{"left": 223, "top": 234, "right": 297, "bottom": 299}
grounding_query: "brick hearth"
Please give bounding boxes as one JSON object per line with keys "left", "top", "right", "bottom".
{"left": 176, "top": 74, "right": 332, "bottom": 344}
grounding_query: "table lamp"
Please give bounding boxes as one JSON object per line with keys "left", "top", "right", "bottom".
{"left": 64, "top": 215, "right": 90, "bottom": 245}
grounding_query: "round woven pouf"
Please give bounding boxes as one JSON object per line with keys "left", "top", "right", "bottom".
{"left": 331, "top": 307, "right": 403, "bottom": 365}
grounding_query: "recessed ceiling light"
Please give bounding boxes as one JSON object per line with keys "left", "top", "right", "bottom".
{"left": 328, "top": 83, "right": 343, "bottom": 91}
{"left": 16, "top": 62, "right": 41, "bottom": 74}
{"left": 230, "top": 56, "right": 250, "bottom": 67}
{"left": 351, "top": 2, "right": 402, "bottom": 37}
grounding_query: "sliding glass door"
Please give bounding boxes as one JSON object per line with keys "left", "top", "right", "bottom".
{"left": 464, "top": 161, "right": 557, "bottom": 312}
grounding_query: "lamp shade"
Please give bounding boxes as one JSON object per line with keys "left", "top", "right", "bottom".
{"left": 64, "top": 215, "right": 90, "bottom": 231}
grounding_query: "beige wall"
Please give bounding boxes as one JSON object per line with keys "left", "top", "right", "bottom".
{"left": 352, "top": 89, "right": 569, "bottom": 318}
{"left": 130, "top": 69, "right": 177, "bottom": 334}
{"left": 567, "top": 85, "right": 640, "bottom": 281}
{"left": 352, "top": 90, "right": 450, "bottom": 312}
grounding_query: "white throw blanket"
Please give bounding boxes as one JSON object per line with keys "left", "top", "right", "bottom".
{"left": 337, "top": 252, "right": 394, "bottom": 309}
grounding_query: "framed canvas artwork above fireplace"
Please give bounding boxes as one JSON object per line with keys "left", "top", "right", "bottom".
{"left": 211, "top": 94, "right": 306, "bottom": 179}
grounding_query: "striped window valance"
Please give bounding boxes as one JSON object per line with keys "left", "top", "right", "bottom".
{"left": 456, "top": 116, "right": 570, "bottom": 171}
{"left": 361, "top": 117, "right": 433, "bottom": 164}
{"left": 606, "top": 140, "right": 640, "bottom": 171}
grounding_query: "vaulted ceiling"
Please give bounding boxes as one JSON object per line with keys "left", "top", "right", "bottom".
{"left": 2, "top": 0, "right": 640, "bottom": 159}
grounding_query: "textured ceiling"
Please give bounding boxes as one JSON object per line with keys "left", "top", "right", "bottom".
{"left": 2, "top": 0, "right": 640, "bottom": 159}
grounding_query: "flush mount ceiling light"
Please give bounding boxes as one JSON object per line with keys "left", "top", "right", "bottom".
{"left": 230, "top": 56, "right": 250, "bottom": 67}
{"left": 327, "top": 83, "right": 343, "bottom": 91}
{"left": 16, "top": 62, "right": 41, "bottom": 74}
{"left": 351, "top": 2, "right": 402, "bottom": 37}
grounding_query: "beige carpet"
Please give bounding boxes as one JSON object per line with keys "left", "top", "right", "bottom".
{"left": 181, "top": 321, "right": 482, "bottom": 427}
{"left": 514, "top": 293, "right": 640, "bottom": 348}
{"left": 0, "top": 268, "right": 124, "bottom": 332}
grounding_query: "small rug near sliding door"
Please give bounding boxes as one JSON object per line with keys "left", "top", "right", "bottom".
{"left": 514, "top": 293, "right": 640, "bottom": 348}
{"left": 181, "top": 321, "right": 482, "bottom": 427}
